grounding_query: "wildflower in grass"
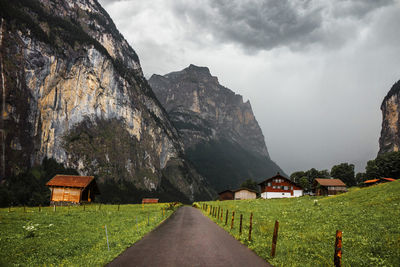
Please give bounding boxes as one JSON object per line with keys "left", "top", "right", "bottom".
{"left": 22, "top": 222, "right": 39, "bottom": 238}
{"left": 313, "top": 200, "right": 318, "bottom": 206}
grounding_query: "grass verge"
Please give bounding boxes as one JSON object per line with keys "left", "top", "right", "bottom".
{"left": 0, "top": 203, "right": 177, "bottom": 266}
{"left": 196, "top": 180, "right": 400, "bottom": 266}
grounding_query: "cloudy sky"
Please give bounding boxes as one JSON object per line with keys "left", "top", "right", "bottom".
{"left": 99, "top": 0, "right": 400, "bottom": 175}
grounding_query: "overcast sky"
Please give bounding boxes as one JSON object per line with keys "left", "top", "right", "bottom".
{"left": 99, "top": 0, "right": 400, "bottom": 175}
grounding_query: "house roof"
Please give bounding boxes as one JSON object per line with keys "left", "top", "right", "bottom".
{"left": 258, "top": 172, "right": 302, "bottom": 188}
{"left": 314, "top": 178, "right": 346, "bottom": 187}
{"left": 218, "top": 189, "right": 234, "bottom": 195}
{"left": 364, "top": 178, "right": 396, "bottom": 184}
{"left": 46, "top": 175, "right": 95, "bottom": 189}
{"left": 364, "top": 179, "right": 379, "bottom": 184}
{"left": 233, "top": 188, "right": 258, "bottom": 194}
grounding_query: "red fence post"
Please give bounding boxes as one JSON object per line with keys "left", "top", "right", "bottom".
{"left": 271, "top": 220, "right": 279, "bottom": 257}
{"left": 334, "top": 230, "right": 342, "bottom": 267}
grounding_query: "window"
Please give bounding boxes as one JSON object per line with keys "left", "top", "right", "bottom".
{"left": 284, "top": 186, "right": 288, "bottom": 190}
{"left": 267, "top": 182, "right": 271, "bottom": 186}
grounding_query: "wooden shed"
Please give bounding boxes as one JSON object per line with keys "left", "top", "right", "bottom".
{"left": 46, "top": 175, "right": 100, "bottom": 205}
{"left": 233, "top": 188, "right": 257, "bottom": 200}
{"left": 313, "top": 178, "right": 347, "bottom": 196}
{"left": 218, "top": 190, "right": 234, "bottom": 201}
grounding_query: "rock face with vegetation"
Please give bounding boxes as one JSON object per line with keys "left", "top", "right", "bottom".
{"left": 379, "top": 80, "right": 400, "bottom": 155}
{"left": 0, "top": 0, "right": 214, "bottom": 203}
{"left": 149, "top": 65, "right": 284, "bottom": 191}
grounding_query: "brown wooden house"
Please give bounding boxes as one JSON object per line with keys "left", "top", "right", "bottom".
{"left": 218, "top": 190, "right": 234, "bottom": 200}
{"left": 46, "top": 175, "right": 100, "bottom": 205}
{"left": 313, "top": 178, "right": 347, "bottom": 196}
{"left": 258, "top": 173, "right": 303, "bottom": 199}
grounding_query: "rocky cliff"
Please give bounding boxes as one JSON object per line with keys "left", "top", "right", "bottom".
{"left": 379, "top": 80, "right": 400, "bottom": 155}
{"left": 149, "top": 65, "right": 284, "bottom": 191}
{"left": 0, "top": 0, "right": 214, "bottom": 202}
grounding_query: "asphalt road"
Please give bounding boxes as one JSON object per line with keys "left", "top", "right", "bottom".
{"left": 107, "top": 206, "right": 271, "bottom": 267}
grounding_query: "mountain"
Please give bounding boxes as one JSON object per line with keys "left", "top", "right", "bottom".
{"left": 0, "top": 0, "right": 215, "bottom": 203}
{"left": 379, "top": 80, "right": 400, "bottom": 155}
{"left": 149, "top": 64, "right": 284, "bottom": 192}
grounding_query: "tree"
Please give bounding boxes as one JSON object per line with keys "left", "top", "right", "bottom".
{"left": 366, "top": 151, "right": 400, "bottom": 179}
{"left": 331, "top": 163, "right": 356, "bottom": 186}
{"left": 299, "top": 176, "right": 310, "bottom": 192}
{"left": 240, "top": 179, "right": 259, "bottom": 192}
{"left": 290, "top": 171, "right": 305, "bottom": 184}
{"left": 355, "top": 172, "right": 367, "bottom": 185}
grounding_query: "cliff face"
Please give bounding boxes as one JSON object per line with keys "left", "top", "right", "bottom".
{"left": 379, "top": 80, "right": 400, "bottom": 155}
{"left": 0, "top": 0, "right": 214, "bottom": 202}
{"left": 149, "top": 65, "right": 284, "bottom": 191}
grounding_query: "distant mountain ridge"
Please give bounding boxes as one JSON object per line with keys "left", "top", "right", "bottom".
{"left": 149, "top": 65, "right": 285, "bottom": 191}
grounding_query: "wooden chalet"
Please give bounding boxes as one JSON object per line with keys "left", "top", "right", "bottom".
{"left": 258, "top": 173, "right": 303, "bottom": 199}
{"left": 218, "top": 190, "right": 234, "bottom": 201}
{"left": 233, "top": 188, "right": 257, "bottom": 200}
{"left": 46, "top": 175, "right": 100, "bottom": 205}
{"left": 313, "top": 178, "right": 347, "bottom": 196}
{"left": 363, "top": 178, "right": 396, "bottom": 187}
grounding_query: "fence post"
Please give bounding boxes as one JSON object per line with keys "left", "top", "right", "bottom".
{"left": 8, "top": 206, "right": 10, "bottom": 212}
{"left": 147, "top": 213, "right": 149, "bottom": 226}
{"left": 220, "top": 208, "right": 223, "bottom": 221}
{"left": 239, "top": 214, "right": 243, "bottom": 235}
{"left": 53, "top": 204, "right": 56, "bottom": 212}
{"left": 231, "top": 211, "right": 235, "bottom": 230}
{"left": 334, "top": 230, "right": 342, "bottom": 267}
{"left": 105, "top": 225, "right": 110, "bottom": 251}
{"left": 248, "top": 212, "right": 253, "bottom": 241}
{"left": 271, "top": 220, "right": 279, "bottom": 257}
{"left": 99, "top": 204, "right": 101, "bottom": 211}
{"left": 225, "top": 210, "right": 229, "bottom": 225}
{"left": 218, "top": 207, "right": 220, "bottom": 219}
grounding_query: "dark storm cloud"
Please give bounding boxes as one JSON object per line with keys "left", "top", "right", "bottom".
{"left": 171, "top": 0, "right": 395, "bottom": 52}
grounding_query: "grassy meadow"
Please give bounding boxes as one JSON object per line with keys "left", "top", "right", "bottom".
{"left": 197, "top": 180, "right": 400, "bottom": 266}
{"left": 0, "top": 203, "right": 176, "bottom": 266}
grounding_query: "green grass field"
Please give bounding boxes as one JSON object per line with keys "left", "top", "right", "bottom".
{"left": 0, "top": 203, "right": 175, "bottom": 266}
{"left": 197, "top": 180, "right": 400, "bottom": 266}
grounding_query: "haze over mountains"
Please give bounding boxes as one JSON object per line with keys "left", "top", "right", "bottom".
{"left": 149, "top": 65, "right": 284, "bottom": 191}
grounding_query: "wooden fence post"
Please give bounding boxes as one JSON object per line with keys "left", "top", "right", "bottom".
{"left": 220, "top": 208, "right": 223, "bottom": 221}
{"left": 271, "top": 220, "right": 279, "bottom": 257}
{"left": 334, "top": 230, "right": 342, "bottom": 267}
{"left": 248, "top": 212, "right": 253, "bottom": 241}
{"left": 8, "top": 206, "right": 10, "bottom": 212}
{"left": 53, "top": 204, "right": 56, "bottom": 212}
{"left": 231, "top": 211, "right": 235, "bottom": 230}
{"left": 218, "top": 207, "right": 220, "bottom": 219}
{"left": 225, "top": 209, "right": 229, "bottom": 225}
{"left": 239, "top": 214, "right": 243, "bottom": 235}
